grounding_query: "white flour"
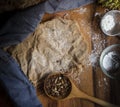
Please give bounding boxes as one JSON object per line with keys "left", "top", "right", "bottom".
{"left": 77, "top": 15, "right": 107, "bottom": 67}
{"left": 98, "top": 77, "right": 109, "bottom": 91}
{"left": 101, "top": 15, "right": 115, "bottom": 32}
{"left": 73, "top": 7, "right": 87, "bottom": 14}
{"left": 102, "top": 51, "right": 120, "bottom": 71}
{"left": 94, "top": 12, "right": 101, "bottom": 17}
{"left": 87, "top": 33, "right": 107, "bottom": 67}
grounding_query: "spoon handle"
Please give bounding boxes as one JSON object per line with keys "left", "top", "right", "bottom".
{"left": 84, "top": 94, "right": 119, "bottom": 107}
{"left": 70, "top": 79, "right": 118, "bottom": 107}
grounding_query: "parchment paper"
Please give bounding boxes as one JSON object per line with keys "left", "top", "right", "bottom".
{"left": 7, "top": 18, "right": 88, "bottom": 87}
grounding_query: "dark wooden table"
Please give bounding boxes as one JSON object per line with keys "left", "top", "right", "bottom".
{"left": 0, "top": 3, "right": 120, "bottom": 107}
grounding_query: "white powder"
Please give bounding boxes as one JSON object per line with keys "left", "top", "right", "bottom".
{"left": 73, "top": 7, "right": 87, "bottom": 14}
{"left": 102, "top": 51, "right": 120, "bottom": 71}
{"left": 94, "top": 12, "right": 101, "bottom": 17}
{"left": 98, "top": 81, "right": 102, "bottom": 87}
{"left": 87, "top": 33, "right": 107, "bottom": 67}
{"left": 98, "top": 77, "right": 109, "bottom": 91}
{"left": 103, "top": 78, "right": 108, "bottom": 86}
{"left": 88, "top": 53, "right": 98, "bottom": 66}
{"left": 101, "top": 15, "right": 115, "bottom": 32}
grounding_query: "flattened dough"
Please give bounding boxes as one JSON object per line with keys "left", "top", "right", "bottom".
{"left": 7, "top": 18, "right": 88, "bottom": 86}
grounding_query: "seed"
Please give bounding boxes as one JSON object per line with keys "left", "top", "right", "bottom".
{"left": 44, "top": 74, "right": 72, "bottom": 99}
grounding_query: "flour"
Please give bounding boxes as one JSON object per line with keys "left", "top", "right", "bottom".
{"left": 88, "top": 53, "right": 98, "bottom": 66}
{"left": 102, "top": 51, "right": 120, "bottom": 72}
{"left": 73, "top": 7, "right": 87, "bottom": 14}
{"left": 94, "top": 12, "right": 101, "bottom": 17}
{"left": 98, "top": 77, "right": 109, "bottom": 90}
{"left": 88, "top": 33, "right": 107, "bottom": 67}
{"left": 103, "top": 78, "right": 108, "bottom": 86}
{"left": 76, "top": 16, "right": 107, "bottom": 67}
{"left": 101, "top": 15, "right": 115, "bottom": 32}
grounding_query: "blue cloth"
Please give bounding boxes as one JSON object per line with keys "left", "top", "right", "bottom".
{"left": 0, "top": 2, "right": 45, "bottom": 47}
{"left": 0, "top": 49, "right": 43, "bottom": 107}
{"left": 0, "top": 0, "right": 95, "bottom": 107}
{"left": 0, "top": 0, "right": 95, "bottom": 47}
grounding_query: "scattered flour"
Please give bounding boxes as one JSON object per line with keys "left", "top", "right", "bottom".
{"left": 98, "top": 77, "right": 109, "bottom": 91}
{"left": 94, "top": 12, "right": 101, "bottom": 17}
{"left": 73, "top": 7, "right": 87, "bottom": 14}
{"left": 88, "top": 53, "right": 98, "bottom": 66}
{"left": 88, "top": 33, "right": 107, "bottom": 67}
{"left": 103, "top": 78, "right": 109, "bottom": 86}
{"left": 76, "top": 16, "right": 107, "bottom": 67}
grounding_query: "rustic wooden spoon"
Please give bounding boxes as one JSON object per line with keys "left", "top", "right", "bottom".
{"left": 44, "top": 73, "right": 119, "bottom": 107}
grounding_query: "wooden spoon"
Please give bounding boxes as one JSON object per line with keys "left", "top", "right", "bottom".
{"left": 44, "top": 73, "right": 119, "bottom": 107}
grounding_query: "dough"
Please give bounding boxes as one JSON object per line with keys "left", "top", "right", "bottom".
{"left": 7, "top": 18, "right": 88, "bottom": 87}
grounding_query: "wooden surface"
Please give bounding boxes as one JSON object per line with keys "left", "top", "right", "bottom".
{"left": 0, "top": 3, "right": 120, "bottom": 107}
{"left": 37, "top": 3, "right": 120, "bottom": 107}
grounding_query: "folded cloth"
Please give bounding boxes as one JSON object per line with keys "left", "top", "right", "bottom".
{"left": 0, "top": 49, "right": 43, "bottom": 107}
{"left": 0, "top": 2, "right": 45, "bottom": 47}
{"left": 0, "top": 0, "right": 95, "bottom": 107}
{"left": 0, "top": 0, "right": 95, "bottom": 47}
{"left": 45, "top": 0, "right": 95, "bottom": 13}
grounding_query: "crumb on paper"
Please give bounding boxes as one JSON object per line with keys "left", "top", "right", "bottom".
{"left": 94, "top": 12, "right": 101, "bottom": 17}
{"left": 73, "top": 7, "right": 87, "bottom": 14}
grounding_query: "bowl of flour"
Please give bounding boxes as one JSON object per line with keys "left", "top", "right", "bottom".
{"left": 100, "top": 44, "right": 120, "bottom": 79}
{"left": 100, "top": 10, "right": 120, "bottom": 36}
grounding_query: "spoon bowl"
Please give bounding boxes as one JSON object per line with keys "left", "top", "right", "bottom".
{"left": 44, "top": 73, "right": 119, "bottom": 107}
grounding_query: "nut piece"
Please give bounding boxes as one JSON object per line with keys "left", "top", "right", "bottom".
{"left": 44, "top": 74, "right": 72, "bottom": 99}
